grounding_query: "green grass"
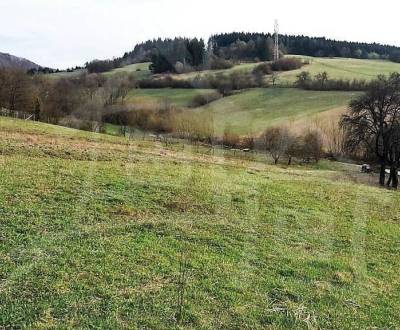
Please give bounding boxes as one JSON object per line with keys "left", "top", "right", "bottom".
{"left": 48, "top": 69, "right": 87, "bottom": 79}
{"left": 126, "top": 88, "right": 219, "bottom": 108}
{"left": 0, "top": 117, "right": 399, "bottom": 329}
{"left": 194, "top": 88, "right": 358, "bottom": 134}
{"left": 170, "top": 62, "right": 261, "bottom": 80}
{"left": 48, "top": 63, "right": 152, "bottom": 80}
{"left": 277, "top": 56, "right": 400, "bottom": 84}
{"left": 104, "top": 62, "right": 152, "bottom": 80}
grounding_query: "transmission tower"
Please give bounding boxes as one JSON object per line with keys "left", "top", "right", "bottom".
{"left": 274, "top": 20, "right": 279, "bottom": 61}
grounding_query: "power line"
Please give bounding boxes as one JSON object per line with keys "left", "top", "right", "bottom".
{"left": 274, "top": 20, "right": 279, "bottom": 61}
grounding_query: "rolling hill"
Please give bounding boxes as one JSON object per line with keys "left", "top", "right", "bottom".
{"left": 0, "top": 116, "right": 399, "bottom": 328}
{"left": 194, "top": 88, "right": 359, "bottom": 134}
{"left": 126, "top": 88, "right": 219, "bottom": 108}
{"left": 0, "top": 52, "right": 40, "bottom": 70}
{"left": 277, "top": 56, "right": 400, "bottom": 84}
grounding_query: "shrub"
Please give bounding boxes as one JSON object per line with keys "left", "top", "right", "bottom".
{"left": 209, "top": 57, "right": 235, "bottom": 70}
{"left": 59, "top": 116, "right": 104, "bottom": 133}
{"left": 189, "top": 92, "right": 222, "bottom": 107}
{"left": 252, "top": 63, "right": 272, "bottom": 75}
{"left": 296, "top": 72, "right": 368, "bottom": 91}
{"left": 223, "top": 126, "right": 241, "bottom": 148}
{"left": 262, "top": 126, "right": 290, "bottom": 164}
{"left": 299, "top": 130, "right": 324, "bottom": 162}
{"left": 389, "top": 51, "right": 400, "bottom": 63}
{"left": 271, "top": 58, "right": 304, "bottom": 71}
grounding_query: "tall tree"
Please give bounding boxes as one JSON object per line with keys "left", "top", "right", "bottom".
{"left": 341, "top": 73, "right": 400, "bottom": 187}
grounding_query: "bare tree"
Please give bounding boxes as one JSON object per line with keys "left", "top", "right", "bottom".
{"left": 301, "top": 130, "right": 324, "bottom": 163}
{"left": 262, "top": 127, "right": 289, "bottom": 164}
{"left": 341, "top": 73, "right": 400, "bottom": 187}
{"left": 271, "top": 72, "right": 279, "bottom": 86}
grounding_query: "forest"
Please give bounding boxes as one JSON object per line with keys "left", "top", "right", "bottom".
{"left": 84, "top": 33, "right": 400, "bottom": 74}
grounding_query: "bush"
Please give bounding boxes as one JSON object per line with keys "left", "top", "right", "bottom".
{"left": 252, "top": 63, "right": 272, "bottom": 75}
{"left": 271, "top": 58, "right": 304, "bottom": 71}
{"left": 367, "top": 52, "right": 380, "bottom": 60}
{"left": 261, "top": 127, "right": 291, "bottom": 164}
{"left": 59, "top": 116, "right": 104, "bottom": 133}
{"left": 299, "top": 130, "right": 324, "bottom": 162}
{"left": 209, "top": 57, "right": 235, "bottom": 70}
{"left": 389, "top": 51, "right": 400, "bottom": 63}
{"left": 138, "top": 77, "right": 193, "bottom": 89}
{"left": 189, "top": 92, "right": 222, "bottom": 107}
{"left": 296, "top": 71, "right": 368, "bottom": 91}
{"left": 139, "top": 71, "right": 267, "bottom": 93}
{"left": 223, "top": 126, "right": 241, "bottom": 148}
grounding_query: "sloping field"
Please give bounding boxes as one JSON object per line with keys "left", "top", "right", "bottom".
{"left": 278, "top": 56, "right": 400, "bottom": 84}
{"left": 105, "top": 62, "right": 152, "bottom": 79}
{"left": 126, "top": 88, "right": 219, "bottom": 108}
{"left": 168, "top": 62, "right": 260, "bottom": 80}
{"left": 0, "top": 117, "right": 399, "bottom": 328}
{"left": 195, "top": 88, "right": 359, "bottom": 135}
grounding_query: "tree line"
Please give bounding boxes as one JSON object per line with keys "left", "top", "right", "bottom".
{"left": 296, "top": 71, "right": 369, "bottom": 91}
{"left": 84, "top": 33, "right": 400, "bottom": 75}
{"left": 211, "top": 32, "right": 400, "bottom": 61}
{"left": 0, "top": 68, "right": 137, "bottom": 131}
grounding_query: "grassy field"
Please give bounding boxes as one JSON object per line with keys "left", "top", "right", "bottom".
{"left": 126, "top": 88, "right": 220, "bottom": 108}
{"left": 49, "top": 69, "right": 88, "bottom": 79}
{"left": 0, "top": 116, "right": 399, "bottom": 329}
{"left": 194, "top": 88, "right": 359, "bottom": 135}
{"left": 105, "top": 62, "right": 152, "bottom": 80}
{"left": 49, "top": 63, "right": 152, "bottom": 80}
{"left": 167, "top": 62, "right": 260, "bottom": 80}
{"left": 277, "top": 56, "right": 400, "bottom": 84}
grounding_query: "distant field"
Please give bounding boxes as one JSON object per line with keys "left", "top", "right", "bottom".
{"left": 1, "top": 116, "right": 399, "bottom": 328}
{"left": 48, "top": 56, "right": 400, "bottom": 84}
{"left": 126, "top": 88, "right": 219, "bottom": 108}
{"left": 105, "top": 62, "right": 152, "bottom": 79}
{"left": 48, "top": 63, "right": 151, "bottom": 80}
{"left": 277, "top": 56, "right": 400, "bottom": 84}
{"left": 169, "top": 62, "right": 260, "bottom": 80}
{"left": 194, "top": 88, "right": 358, "bottom": 135}
{"left": 49, "top": 69, "right": 87, "bottom": 79}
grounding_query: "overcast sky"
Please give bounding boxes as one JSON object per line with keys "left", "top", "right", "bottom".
{"left": 1, "top": 0, "right": 399, "bottom": 69}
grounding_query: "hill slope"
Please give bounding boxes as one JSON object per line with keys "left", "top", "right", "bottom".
{"left": 0, "top": 52, "right": 40, "bottom": 70}
{"left": 0, "top": 117, "right": 399, "bottom": 328}
{"left": 194, "top": 88, "right": 359, "bottom": 134}
{"left": 278, "top": 56, "right": 400, "bottom": 84}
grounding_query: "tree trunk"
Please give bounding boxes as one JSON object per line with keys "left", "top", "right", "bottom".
{"left": 287, "top": 156, "right": 292, "bottom": 166}
{"left": 387, "top": 168, "right": 393, "bottom": 187}
{"left": 379, "top": 162, "right": 386, "bottom": 186}
{"left": 391, "top": 166, "right": 398, "bottom": 189}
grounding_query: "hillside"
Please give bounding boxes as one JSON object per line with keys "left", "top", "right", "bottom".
{"left": 194, "top": 88, "right": 358, "bottom": 134}
{"left": 0, "top": 116, "right": 399, "bottom": 328}
{"left": 0, "top": 52, "right": 40, "bottom": 70}
{"left": 277, "top": 56, "right": 400, "bottom": 84}
{"left": 126, "top": 88, "right": 219, "bottom": 108}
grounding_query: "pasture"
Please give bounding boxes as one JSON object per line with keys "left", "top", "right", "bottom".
{"left": 194, "top": 88, "right": 359, "bottom": 135}
{"left": 0, "top": 116, "right": 399, "bottom": 328}
{"left": 105, "top": 62, "right": 152, "bottom": 79}
{"left": 126, "top": 88, "right": 220, "bottom": 108}
{"left": 277, "top": 56, "right": 400, "bottom": 84}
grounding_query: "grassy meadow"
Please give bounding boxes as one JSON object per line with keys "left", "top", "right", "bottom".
{"left": 105, "top": 62, "right": 152, "bottom": 80}
{"left": 193, "top": 88, "right": 359, "bottom": 135}
{"left": 0, "top": 116, "right": 399, "bottom": 328}
{"left": 277, "top": 56, "right": 400, "bottom": 84}
{"left": 126, "top": 88, "right": 220, "bottom": 108}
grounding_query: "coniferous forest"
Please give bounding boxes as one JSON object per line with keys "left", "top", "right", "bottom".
{"left": 85, "top": 33, "right": 400, "bottom": 73}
